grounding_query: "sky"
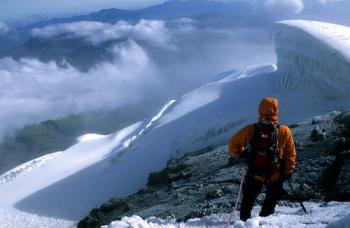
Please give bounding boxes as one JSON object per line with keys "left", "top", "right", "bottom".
{"left": 0, "top": 0, "right": 169, "bottom": 20}
{"left": 1, "top": 0, "right": 348, "bottom": 20}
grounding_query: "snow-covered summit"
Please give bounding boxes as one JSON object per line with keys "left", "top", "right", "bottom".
{"left": 275, "top": 20, "right": 350, "bottom": 99}
{"left": 278, "top": 20, "right": 350, "bottom": 61}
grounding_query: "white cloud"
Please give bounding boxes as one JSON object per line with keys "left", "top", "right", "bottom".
{"left": 0, "top": 18, "right": 277, "bottom": 141}
{"left": 252, "top": 0, "right": 332, "bottom": 14}
{"left": 254, "top": 0, "right": 304, "bottom": 14}
{"left": 303, "top": 0, "right": 329, "bottom": 8}
{"left": 0, "top": 18, "right": 200, "bottom": 139}
{"left": 167, "top": 18, "right": 196, "bottom": 34}
{"left": 0, "top": 40, "right": 161, "bottom": 139}
{"left": 0, "top": 21, "right": 9, "bottom": 34}
{"left": 32, "top": 19, "right": 172, "bottom": 48}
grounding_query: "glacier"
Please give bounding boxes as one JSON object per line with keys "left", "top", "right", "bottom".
{"left": 275, "top": 20, "right": 350, "bottom": 99}
{"left": 1, "top": 20, "right": 350, "bottom": 227}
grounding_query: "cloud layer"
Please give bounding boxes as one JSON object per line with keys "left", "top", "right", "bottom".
{"left": 264, "top": 0, "right": 304, "bottom": 14}
{"left": 0, "top": 40, "right": 160, "bottom": 138}
{"left": 0, "top": 21, "right": 9, "bottom": 34}
{"left": 0, "top": 19, "right": 192, "bottom": 138}
{"left": 0, "top": 18, "right": 276, "bottom": 140}
{"left": 253, "top": 0, "right": 330, "bottom": 14}
{"left": 32, "top": 20, "right": 173, "bottom": 47}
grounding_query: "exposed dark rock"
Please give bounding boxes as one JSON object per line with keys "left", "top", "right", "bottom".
{"left": 289, "top": 124, "right": 299, "bottom": 128}
{"left": 206, "top": 189, "right": 224, "bottom": 199}
{"left": 147, "top": 164, "right": 191, "bottom": 186}
{"left": 310, "top": 126, "right": 324, "bottom": 141}
{"left": 79, "top": 112, "right": 350, "bottom": 227}
{"left": 332, "top": 150, "right": 350, "bottom": 200}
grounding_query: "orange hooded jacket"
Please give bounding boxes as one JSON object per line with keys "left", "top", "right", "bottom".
{"left": 228, "top": 98, "right": 297, "bottom": 182}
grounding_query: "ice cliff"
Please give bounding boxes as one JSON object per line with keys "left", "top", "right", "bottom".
{"left": 275, "top": 20, "right": 350, "bottom": 99}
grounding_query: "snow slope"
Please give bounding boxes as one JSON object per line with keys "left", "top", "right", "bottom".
{"left": 104, "top": 202, "right": 350, "bottom": 228}
{"left": 0, "top": 122, "right": 143, "bottom": 226}
{"left": 0, "top": 152, "right": 61, "bottom": 185}
{"left": 1, "top": 20, "right": 350, "bottom": 227}
{"left": 0, "top": 64, "right": 347, "bottom": 227}
{"left": 275, "top": 20, "right": 350, "bottom": 99}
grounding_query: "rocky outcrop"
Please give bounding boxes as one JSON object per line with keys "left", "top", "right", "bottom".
{"left": 78, "top": 112, "right": 350, "bottom": 227}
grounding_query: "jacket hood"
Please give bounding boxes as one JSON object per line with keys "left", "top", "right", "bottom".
{"left": 258, "top": 97, "right": 279, "bottom": 124}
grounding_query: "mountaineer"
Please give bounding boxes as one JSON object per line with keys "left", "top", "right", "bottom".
{"left": 228, "top": 97, "right": 297, "bottom": 221}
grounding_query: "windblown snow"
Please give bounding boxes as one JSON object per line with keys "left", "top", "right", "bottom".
{"left": 278, "top": 20, "right": 350, "bottom": 61}
{"left": 275, "top": 20, "right": 350, "bottom": 99}
{"left": 77, "top": 134, "right": 108, "bottom": 142}
{"left": 1, "top": 20, "right": 350, "bottom": 227}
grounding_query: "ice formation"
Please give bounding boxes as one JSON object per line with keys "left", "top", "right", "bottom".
{"left": 275, "top": 20, "right": 350, "bottom": 99}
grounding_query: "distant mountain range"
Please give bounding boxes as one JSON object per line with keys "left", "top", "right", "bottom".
{"left": 23, "top": 0, "right": 252, "bottom": 29}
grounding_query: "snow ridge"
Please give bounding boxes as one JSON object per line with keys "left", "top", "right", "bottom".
{"left": 110, "top": 99, "right": 176, "bottom": 163}
{"left": 0, "top": 152, "right": 62, "bottom": 185}
{"left": 275, "top": 20, "right": 350, "bottom": 99}
{"left": 77, "top": 133, "right": 108, "bottom": 142}
{"left": 141, "top": 100, "right": 176, "bottom": 134}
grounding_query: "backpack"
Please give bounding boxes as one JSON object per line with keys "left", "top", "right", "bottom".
{"left": 246, "top": 122, "right": 282, "bottom": 180}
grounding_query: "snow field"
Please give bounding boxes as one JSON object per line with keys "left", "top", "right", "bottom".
{"left": 0, "top": 208, "right": 75, "bottom": 228}
{"left": 103, "top": 202, "right": 350, "bottom": 228}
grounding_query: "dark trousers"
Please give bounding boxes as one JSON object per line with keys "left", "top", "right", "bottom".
{"left": 240, "top": 175, "right": 284, "bottom": 221}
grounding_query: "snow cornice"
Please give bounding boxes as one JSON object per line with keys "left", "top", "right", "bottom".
{"left": 276, "top": 20, "right": 350, "bottom": 61}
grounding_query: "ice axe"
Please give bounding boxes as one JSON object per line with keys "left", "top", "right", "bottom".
{"left": 287, "top": 178, "right": 307, "bottom": 213}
